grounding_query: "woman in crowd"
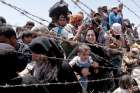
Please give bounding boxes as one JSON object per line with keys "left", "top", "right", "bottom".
{"left": 85, "top": 29, "right": 96, "bottom": 44}
{"left": 61, "top": 13, "right": 84, "bottom": 58}
{"left": 62, "top": 13, "right": 84, "bottom": 41}
{"left": 21, "top": 36, "right": 82, "bottom": 93}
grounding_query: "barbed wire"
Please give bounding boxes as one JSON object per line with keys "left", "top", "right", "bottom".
{"left": 0, "top": 0, "right": 138, "bottom": 71}
{"left": 76, "top": 0, "right": 93, "bottom": 12}
{"left": 0, "top": 0, "right": 139, "bottom": 89}
{"left": 130, "top": 0, "right": 140, "bottom": 28}
{"left": 0, "top": 0, "right": 49, "bottom": 25}
{"left": 71, "top": 0, "right": 91, "bottom": 17}
{"left": 0, "top": 38, "right": 136, "bottom": 71}
{"left": 0, "top": 77, "right": 121, "bottom": 88}
{"left": 1, "top": 74, "right": 140, "bottom": 88}
{"left": 131, "top": 0, "right": 140, "bottom": 10}
{"left": 117, "top": 0, "right": 140, "bottom": 28}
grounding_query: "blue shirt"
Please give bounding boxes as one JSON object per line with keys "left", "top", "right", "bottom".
{"left": 109, "top": 12, "right": 122, "bottom": 26}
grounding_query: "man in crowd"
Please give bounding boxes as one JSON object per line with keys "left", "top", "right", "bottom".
{"left": 0, "top": 25, "right": 31, "bottom": 72}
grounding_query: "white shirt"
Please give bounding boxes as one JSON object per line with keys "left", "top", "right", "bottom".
{"left": 69, "top": 56, "right": 93, "bottom": 67}
{"left": 132, "top": 67, "right": 140, "bottom": 89}
{"left": 113, "top": 87, "right": 129, "bottom": 93}
{"left": 62, "top": 24, "right": 76, "bottom": 40}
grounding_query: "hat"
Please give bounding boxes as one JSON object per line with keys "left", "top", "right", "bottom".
{"left": 111, "top": 23, "right": 122, "bottom": 35}
{"left": 131, "top": 48, "right": 139, "bottom": 53}
{"left": 29, "top": 36, "right": 52, "bottom": 55}
{"left": 30, "top": 36, "right": 64, "bottom": 59}
{"left": 68, "top": 33, "right": 74, "bottom": 40}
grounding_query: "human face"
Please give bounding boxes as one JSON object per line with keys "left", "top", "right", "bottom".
{"left": 76, "top": 19, "right": 83, "bottom": 26}
{"left": 79, "top": 49, "right": 90, "bottom": 62}
{"left": 86, "top": 30, "right": 96, "bottom": 44}
{"left": 0, "top": 35, "right": 16, "bottom": 47}
{"left": 81, "top": 68, "right": 90, "bottom": 77}
{"left": 113, "top": 8, "right": 118, "bottom": 13}
{"left": 131, "top": 50, "right": 139, "bottom": 58}
{"left": 58, "top": 17, "right": 67, "bottom": 27}
{"left": 25, "top": 25, "right": 34, "bottom": 30}
{"left": 32, "top": 52, "right": 41, "bottom": 62}
{"left": 22, "top": 36, "right": 32, "bottom": 44}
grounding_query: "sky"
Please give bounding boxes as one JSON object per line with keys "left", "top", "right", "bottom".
{"left": 0, "top": 0, "right": 140, "bottom": 29}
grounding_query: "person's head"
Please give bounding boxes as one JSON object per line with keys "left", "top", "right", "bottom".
{"left": 69, "top": 14, "right": 83, "bottom": 27}
{"left": 111, "top": 23, "right": 122, "bottom": 36}
{"left": 85, "top": 30, "right": 96, "bottom": 44}
{"left": 16, "top": 26, "right": 24, "bottom": 33}
{"left": 78, "top": 11, "right": 84, "bottom": 19}
{"left": 58, "top": 15, "right": 67, "bottom": 27}
{"left": 81, "top": 68, "right": 90, "bottom": 77}
{"left": 21, "top": 31, "right": 33, "bottom": 44}
{"left": 93, "top": 13, "right": 102, "bottom": 27}
{"left": 90, "top": 10, "right": 96, "bottom": 18}
{"left": 119, "top": 75, "right": 133, "bottom": 89}
{"left": 0, "top": 16, "right": 6, "bottom": 26}
{"left": 102, "top": 6, "right": 108, "bottom": 13}
{"left": 31, "top": 25, "right": 49, "bottom": 38}
{"left": 0, "top": 25, "right": 17, "bottom": 48}
{"left": 118, "top": 3, "right": 123, "bottom": 10}
{"left": 130, "top": 48, "right": 139, "bottom": 59}
{"left": 98, "top": 7, "right": 103, "bottom": 14}
{"left": 78, "top": 44, "right": 91, "bottom": 61}
{"left": 24, "top": 21, "right": 35, "bottom": 30}
{"left": 30, "top": 36, "right": 64, "bottom": 62}
{"left": 112, "top": 7, "right": 118, "bottom": 13}
{"left": 16, "top": 26, "right": 24, "bottom": 39}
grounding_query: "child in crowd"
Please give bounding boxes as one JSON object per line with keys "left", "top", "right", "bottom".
{"left": 69, "top": 44, "right": 98, "bottom": 93}
{"left": 79, "top": 68, "right": 90, "bottom": 93}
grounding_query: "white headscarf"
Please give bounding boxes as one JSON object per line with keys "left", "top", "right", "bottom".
{"left": 111, "top": 23, "right": 122, "bottom": 35}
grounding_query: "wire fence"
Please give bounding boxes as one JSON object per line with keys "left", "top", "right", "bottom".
{"left": 0, "top": 0, "right": 139, "bottom": 89}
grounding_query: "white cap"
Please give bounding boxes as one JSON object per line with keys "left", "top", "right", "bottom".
{"left": 111, "top": 23, "right": 122, "bottom": 35}
{"left": 68, "top": 33, "right": 74, "bottom": 40}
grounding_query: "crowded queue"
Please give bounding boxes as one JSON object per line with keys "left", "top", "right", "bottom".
{"left": 0, "top": 1, "right": 140, "bottom": 93}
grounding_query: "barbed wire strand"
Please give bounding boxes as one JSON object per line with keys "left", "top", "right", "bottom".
{"left": 0, "top": 0, "right": 48, "bottom": 25}
{"left": 130, "top": 0, "right": 140, "bottom": 28}
{"left": 117, "top": 0, "right": 140, "bottom": 28}
{"left": 0, "top": 0, "right": 137, "bottom": 72}
{"left": 0, "top": 40, "right": 133, "bottom": 71}
{"left": 0, "top": 0, "right": 138, "bottom": 89}
{"left": 76, "top": 0, "right": 93, "bottom": 11}
{"left": 1, "top": 74, "right": 140, "bottom": 88}
{"left": 131, "top": 0, "right": 140, "bottom": 10}
{"left": 71, "top": 0, "right": 91, "bottom": 17}
{"left": 0, "top": 77, "right": 122, "bottom": 88}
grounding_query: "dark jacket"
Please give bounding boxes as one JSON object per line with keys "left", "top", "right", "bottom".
{"left": 16, "top": 41, "right": 32, "bottom": 72}
{"left": 0, "top": 43, "right": 19, "bottom": 85}
{"left": 28, "top": 36, "right": 82, "bottom": 93}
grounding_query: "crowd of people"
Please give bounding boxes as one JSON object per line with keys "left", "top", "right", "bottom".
{"left": 0, "top": 1, "right": 140, "bottom": 93}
